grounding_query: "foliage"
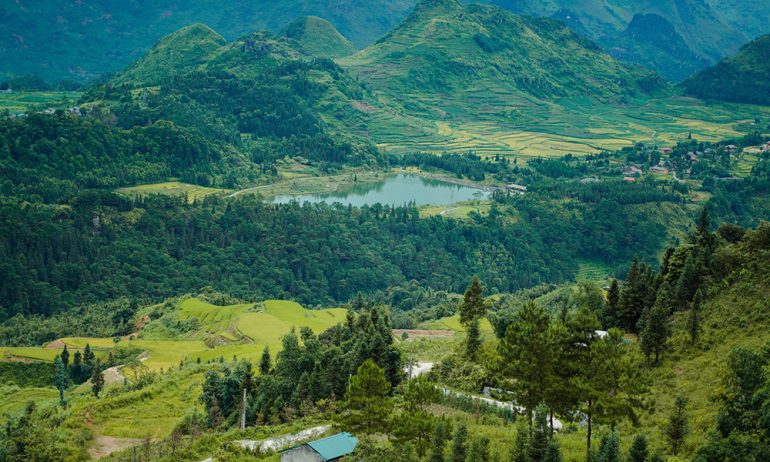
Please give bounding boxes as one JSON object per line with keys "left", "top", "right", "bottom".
{"left": 339, "top": 359, "right": 393, "bottom": 434}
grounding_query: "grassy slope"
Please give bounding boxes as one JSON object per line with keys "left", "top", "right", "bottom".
{"left": 682, "top": 34, "right": 770, "bottom": 105}
{"left": 280, "top": 16, "right": 357, "bottom": 58}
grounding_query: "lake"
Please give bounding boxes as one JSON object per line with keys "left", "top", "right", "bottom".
{"left": 270, "top": 174, "right": 490, "bottom": 207}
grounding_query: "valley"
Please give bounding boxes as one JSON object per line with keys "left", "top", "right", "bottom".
{"left": 2, "top": 1, "right": 770, "bottom": 461}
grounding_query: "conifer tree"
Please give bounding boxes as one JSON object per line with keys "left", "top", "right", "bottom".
{"left": 460, "top": 277, "right": 488, "bottom": 359}
{"left": 91, "top": 360, "right": 105, "bottom": 398}
{"left": 511, "top": 425, "right": 531, "bottom": 462}
{"left": 428, "top": 419, "right": 450, "bottom": 462}
{"left": 54, "top": 356, "right": 68, "bottom": 406}
{"left": 450, "top": 421, "right": 468, "bottom": 462}
{"left": 604, "top": 279, "right": 620, "bottom": 328}
{"left": 466, "top": 436, "right": 491, "bottom": 462}
{"left": 543, "top": 440, "right": 563, "bottom": 462}
{"left": 529, "top": 404, "right": 550, "bottom": 462}
{"left": 618, "top": 259, "right": 648, "bottom": 332}
{"left": 60, "top": 345, "right": 69, "bottom": 368}
{"left": 628, "top": 434, "right": 649, "bottom": 462}
{"left": 338, "top": 359, "right": 392, "bottom": 434}
{"left": 688, "top": 289, "right": 703, "bottom": 345}
{"left": 259, "top": 346, "right": 271, "bottom": 375}
{"left": 674, "top": 253, "right": 701, "bottom": 308}
{"left": 664, "top": 395, "right": 689, "bottom": 455}
{"left": 596, "top": 432, "right": 621, "bottom": 462}
{"left": 72, "top": 350, "right": 83, "bottom": 383}
{"left": 640, "top": 282, "right": 672, "bottom": 366}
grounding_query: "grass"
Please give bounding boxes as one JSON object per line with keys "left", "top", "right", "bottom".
{"left": 0, "top": 386, "right": 58, "bottom": 422}
{"left": 575, "top": 259, "right": 615, "bottom": 283}
{"left": 0, "top": 91, "right": 81, "bottom": 114}
{"left": 116, "top": 181, "right": 229, "bottom": 203}
{"left": 419, "top": 200, "right": 491, "bottom": 219}
{"left": 43, "top": 299, "right": 350, "bottom": 369}
{"left": 420, "top": 313, "right": 493, "bottom": 333}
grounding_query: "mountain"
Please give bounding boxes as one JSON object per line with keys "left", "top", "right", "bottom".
{"left": 0, "top": 0, "right": 414, "bottom": 82}
{"left": 111, "top": 23, "right": 227, "bottom": 87}
{"left": 706, "top": 0, "right": 770, "bottom": 42}
{"left": 608, "top": 14, "right": 710, "bottom": 82}
{"left": 340, "top": 0, "right": 665, "bottom": 120}
{"left": 681, "top": 34, "right": 770, "bottom": 106}
{"left": 280, "top": 16, "right": 357, "bottom": 58}
{"left": 479, "top": 0, "right": 748, "bottom": 79}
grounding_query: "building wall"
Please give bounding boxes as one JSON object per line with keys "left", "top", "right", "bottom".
{"left": 281, "top": 445, "right": 325, "bottom": 462}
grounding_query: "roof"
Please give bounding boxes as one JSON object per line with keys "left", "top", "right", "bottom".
{"left": 307, "top": 432, "right": 358, "bottom": 461}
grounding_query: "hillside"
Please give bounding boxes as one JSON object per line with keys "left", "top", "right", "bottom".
{"left": 340, "top": 0, "right": 666, "bottom": 120}
{"left": 608, "top": 14, "right": 710, "bottom": 82}
{"left": 681, "top": 34, "right": 770, "bottom": 106}
{"left": 280, "top": 16, "right": 357, "bottom": 58}
{"left": 480, "top": 0, "right": 748, "bottom": 78}
{"left": 0, "top": 0, "right": 414, "bottom": 82}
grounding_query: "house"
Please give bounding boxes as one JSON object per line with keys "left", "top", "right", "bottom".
{"left": 506, "top": 184, "right": 527, "bottom": 194}
{"left": 659, "top": 147, "right": 672, "bottom": 154}
{"left": 624, "top": 165, "right": 643, "bottom": 176}
{"left": 725, "top": 145, "right": 738, "bottom": 151}
{"left": 281, "top": 432, "right": 358, "bottom": 462}
{"left": 0, "top": 88, "right": 11, "bottom": 94}
{"left": 623, "top": 176, "right": 636, "bottom": 182}
{"left": 650, "top": 165, "right": 669, "bottom": 175}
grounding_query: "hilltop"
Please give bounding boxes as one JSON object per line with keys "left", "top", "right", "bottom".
{"left": 681, "top": 34, "right": 770, "bottom": 106}
{"left": 280, "top": 16, "right": 357, "bottom": 58}
{"left": 0, "top": 0, "right": 414, "bottom": 82}
{"left": 340, "top": 0, "right": 666, "bottom": 120}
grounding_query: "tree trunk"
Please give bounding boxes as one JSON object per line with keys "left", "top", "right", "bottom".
{"left": 549, "top": 409, "right": 554, "bottom": 437}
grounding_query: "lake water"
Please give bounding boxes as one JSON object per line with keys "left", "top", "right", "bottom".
{"left": 270, "top": 174, "right": 490, "bottom": 207}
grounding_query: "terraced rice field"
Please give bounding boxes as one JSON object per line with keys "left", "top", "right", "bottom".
{"left": 576, "top": 259, "right": 616, "bottom": 282}
{"left": 0, "top": 91, "right": 81, "bottom": 113}
{"left": 24, "top": 299, "right": 349, "bottom": 370}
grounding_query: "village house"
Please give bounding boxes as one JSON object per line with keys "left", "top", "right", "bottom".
{"left": 623, "top": 176, "right": 636, "bottom": 182}
{"left": 506, "top": 183, "right": 527, "bottom": 194}
{"left": 650, "top": 165, "right": 669, "bottom": 175}
{"left": 624, "top": 165, "right": 643, "bottom": 176}
{"left": 659, "top": 147, "right": 672, "bottom": 154}
{"left": 281, "top": 433, "right": 358, "bottom": 462}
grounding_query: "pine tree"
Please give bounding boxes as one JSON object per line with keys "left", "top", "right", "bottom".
{"left": 511, "top": 426, "right": 531, "bottom": 462}
{"left": 72, "top": 350, "right": 82, "bottom": 383}
{"left": 259, "top": 346, "right": 271, "bottom": 375}
{"left": 640, "top": 282, "right": 672, "bottom": 366}
{"left": 91, "top": 360, "right": 105, "bottom": 398}
{"left": 450, "top": 421, "right": 468, "bottom": 462}
{"left": 338, "top": 359, "right": 392, "bottom": 434}
{"left": 460, "top": 277, "right": 488, "bottom": 359}
{"left": 543, "top": 440, "right": 562, "bottom": 462}
{"left": 628, "top": 434, "right": 649, "bottom": 462}
{"left": 674, "top": 253, "right": 701, "bottom": 308}
{"left": 596, "top": 432, "right": 621, "bottom": 462}
{"left": 664, "top": 395, "right": 689, "bottom": 455}
{"left": 60, "top": 345, "right": 69, "bottom": 368}
{"left": 529, "top": 404, "right": 549, "bottom": 462}
{"left": 82, "top": 343, "right": 96, "bottom": 379}
{"left": 466, "top": 436, "right": 490, "bottom": 462}
{"left": 688, "top": 289, "right": 703, "bottom": 345}
{"left": 54, "top": 356, "right": 68, "bottom": 406}
{"left": 465, "top": 318, "right": 482, "bottom": 360}
{"left": 604, "top": 279, "right": 620, "bottom": 328}
{"left": 428, "top": 419, "right": 450, "bottom": 462}
{"left": 618, "top": 259, "right": 648, "bottom": 332}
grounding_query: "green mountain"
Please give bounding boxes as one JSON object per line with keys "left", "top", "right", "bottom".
{"left": 609, "top": 13, "right": 710, "bottom": 81}
{"left": 481, "top": 0, "right": 748, "bottom": 78}
{"left": 681, "top": 34, "right": 770, "bottom": 106}
{"left": 340, "top": 0, "right": 665, "bottom": 120}
{"left": 0, "top": 0, "right": 414, "bottom": 82}
{"left": 112, "top": 23, "right": 227, "bottom": 87}
{"left": 280, "top": 16, "right": 357, "bottom": 58}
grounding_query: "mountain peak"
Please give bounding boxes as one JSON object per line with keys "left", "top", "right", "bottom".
{"left": 280, "top": 16, "right": 356, "bottom": 58}
{"left": 411, "top": 0, "right": 463, "bottom": 17}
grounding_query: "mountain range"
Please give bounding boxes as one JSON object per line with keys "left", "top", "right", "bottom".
{"left": 2, "top": 0, "right": 769, "bottom": 83}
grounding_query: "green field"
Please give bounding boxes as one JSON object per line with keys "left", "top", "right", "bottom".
{"left": 116, "top": 181, "right": 229, "bottom": 203}
{"left": 420, "top": 313, "right": 493, "bottom": 333}
{"left": 367, "top": 96, "right": 770, "bottom": 160}
{"left": 0, "top": 91, "right": 81, "bottom": 114}
{"left": 31, "top": 299, "right": 350, "bottom": 370}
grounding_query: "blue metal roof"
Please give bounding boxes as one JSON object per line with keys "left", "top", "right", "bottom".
{"left": 307, "top": 432, "right": 358, "bottom": 461}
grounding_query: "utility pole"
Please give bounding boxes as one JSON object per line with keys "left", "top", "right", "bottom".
{"left": 240, "top": 388, "right": 247, "bottom": 431}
